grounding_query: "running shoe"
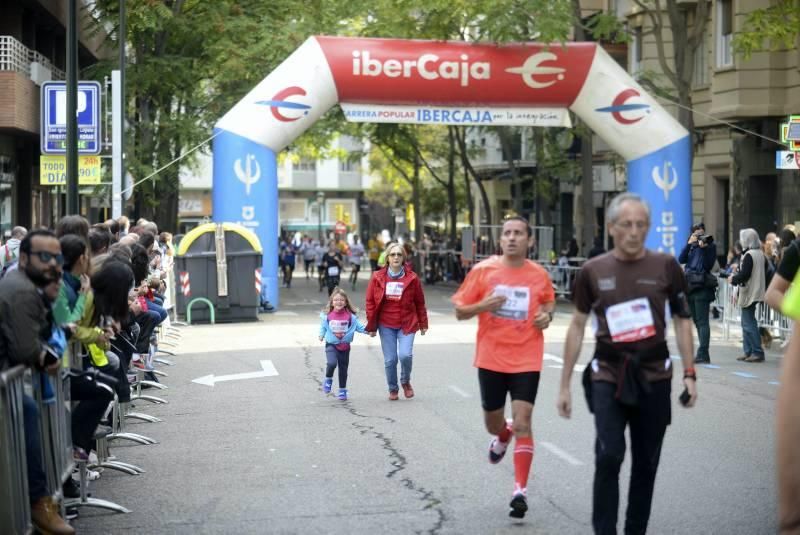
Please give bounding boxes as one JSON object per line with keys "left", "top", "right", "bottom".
{"left": 488, "top": 419, "right": 514, "bottom": 464}
{"left": 323, "top": 378, "right": 333, "bottom": 394}
{"left": 509, "top": 490, "right": 528, "bottom": 519}
{"left": 337, "top": 388, "right": 348, "bottom": 401}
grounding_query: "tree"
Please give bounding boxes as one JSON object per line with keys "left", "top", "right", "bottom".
{"left": 628, "top": 0, "right": 711, "bottom": 138}
{"left": 734, "top": 0, "right": 800, "bottom": 59}
{"left": 89, "top": 0, "right": 361, "bottom": 230}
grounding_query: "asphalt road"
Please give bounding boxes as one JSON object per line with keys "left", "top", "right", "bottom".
{"left": 74, "top": 272, "right": 780, "bottom": 534}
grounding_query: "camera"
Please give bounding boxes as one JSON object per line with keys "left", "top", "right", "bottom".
{"left": 697, "top": 234, "right": 714, "bottom": 245}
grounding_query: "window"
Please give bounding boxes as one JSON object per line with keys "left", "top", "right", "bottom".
{"left": 630, "top": 27, "right": 643, "bottom": 75}
{"left": 279, "top": 199, "right": 306, "bottom": 220}
{"left": 339, "top": 158, "right": 359, "bottom": 173}
{"left": 693, "top": 36, "right": 709, "bottom": 87}
{"left": 716, "top": 0, "right": 733, "bottom": 68}
{"left": 296, "top": 158, "right": 316, "bottom": 172}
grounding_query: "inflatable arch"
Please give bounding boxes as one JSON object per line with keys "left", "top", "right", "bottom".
{"left": 214, "top": 36, "right": 690, "bottom": 307}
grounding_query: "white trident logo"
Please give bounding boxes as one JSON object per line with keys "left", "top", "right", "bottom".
{"left": 234, "top": 154, "right": 260, "bottom": 196}
{"left": 651, "top": 161, "right": 678, "bottom": 201}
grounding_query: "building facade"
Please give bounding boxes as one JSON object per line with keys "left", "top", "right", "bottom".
{"left": 277, "top": 135, "right": 378, "bottom": 241}
{"left": 618, "top": 0, "right": 800, "bottom": 255}
{"left": 0, "top": 0, "right": 109, "bottom": 235}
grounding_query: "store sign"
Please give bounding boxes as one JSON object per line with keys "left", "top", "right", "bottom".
{"left": 39, "top": 155, "right": 101, "bottom": 186}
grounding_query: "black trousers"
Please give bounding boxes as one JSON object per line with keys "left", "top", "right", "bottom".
{"left": 70, "top": 373, "right": 114, "bottom": 452}
{"left": 592, "top": 379, "right": 671, "bottom": 535}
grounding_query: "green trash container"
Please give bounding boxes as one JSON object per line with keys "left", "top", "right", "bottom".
{"left": 175, "top": 223, "right": 263, "bottom": 323}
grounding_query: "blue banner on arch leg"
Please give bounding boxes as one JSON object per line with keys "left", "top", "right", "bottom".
{"left": 627, "top": 136, "right": 692, "bottom": 256}
{"left": 212, "top": 128, "right": 279, "bottom": 308}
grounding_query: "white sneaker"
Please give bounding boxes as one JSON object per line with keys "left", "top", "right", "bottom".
{"left": 86, "top": 468, "right": 102, "bottom": 481}
{"left": 88, "top": 451, "right": 99, "bottom": 465}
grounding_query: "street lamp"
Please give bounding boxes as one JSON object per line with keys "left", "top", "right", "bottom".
{"left": 316, "top": 191, "right": 325, "bottom": 242}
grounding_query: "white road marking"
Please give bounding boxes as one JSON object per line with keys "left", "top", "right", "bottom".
{"left": 732, "top": 372, "right": 757, "bottom": 379}
{"left": 539, "top": 441, "right": 584, "bottom": 466}
{"left": 448, "top": 385, "right": 471, "bottom": 398}
{"left": 273, "top": 311, "right": 299, "bottom": 316}
{"left": 427, "top": 310, "right": 444, "bottom": 316}
{"left": 192, "top": 360, "right": 279, "bottom": 387}
{"left": 544, "top": 353, "right": 584, "bottom": 373}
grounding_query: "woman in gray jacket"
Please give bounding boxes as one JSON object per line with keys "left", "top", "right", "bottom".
{"left": 729, "top": 228, "right": 767, "bottom": 362}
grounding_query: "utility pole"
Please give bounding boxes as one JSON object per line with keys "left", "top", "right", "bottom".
{"left": 112, "top": 0, "right": 126, "bottom": 218}
{"left": 66, "top": 0, "right": 79, "bottom": 214}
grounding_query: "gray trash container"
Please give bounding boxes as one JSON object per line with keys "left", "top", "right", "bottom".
{"left": 175, "top": 222, "right": 263, "bottom": 323}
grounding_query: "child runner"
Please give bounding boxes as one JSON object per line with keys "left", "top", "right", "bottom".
{"left": 318, "top": 288, "right": 373, "bottom": 400}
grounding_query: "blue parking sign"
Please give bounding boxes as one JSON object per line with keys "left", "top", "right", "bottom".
{"left": 41, "top": 81, "right": 102, "bottom": 155}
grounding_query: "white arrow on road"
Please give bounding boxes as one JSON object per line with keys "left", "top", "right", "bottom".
{"left": 192, "top": 360, "right": 279, "bottom": 387}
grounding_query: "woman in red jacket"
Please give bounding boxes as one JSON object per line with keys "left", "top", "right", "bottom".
{"left": 366, "top": 242, "right": 429, "bottom": 400}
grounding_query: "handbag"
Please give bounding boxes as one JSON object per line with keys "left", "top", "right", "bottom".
{"left": 781, "top": 268, "right": 800, "bottom": 320}
{"left": 686, "top": 271, "right": 706, "bottom": 291}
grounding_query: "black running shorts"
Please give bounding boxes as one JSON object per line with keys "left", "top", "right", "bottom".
{"left": 477, "top": 368, "right": 541, "bottom": 412}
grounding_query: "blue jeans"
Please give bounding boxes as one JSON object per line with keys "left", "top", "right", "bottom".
{"left": 741, "top": 303, "right": 764, "bottom": 357}
{"left": 23, "top": 394, "right": 48, "bottom": 501}
{"left": 378, "top": 326, "right": 415, "bottom": 392}
{"left": 146, "top": 298, "right": 168, "bottom": 323}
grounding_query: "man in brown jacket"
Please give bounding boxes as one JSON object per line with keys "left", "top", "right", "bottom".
{"left": 0, "top": 229, "right": 73, "bottom": 534}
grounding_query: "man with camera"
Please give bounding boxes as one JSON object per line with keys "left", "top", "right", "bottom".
{"left": 678, "top": 222, "right": 717, "bottom": 364}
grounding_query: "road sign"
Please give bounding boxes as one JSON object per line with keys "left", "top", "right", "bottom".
{"left": 40, "top": 154, "right": 101, "bottom": 186}
{"left": 40, "top": 81, "right": 102, "bottom": 155}
{"left": 776, "top": 151, "right": 800, "bottom": 170}
{"left": 780, "top": 115, "right": 800, "bottom": 152}
{"left": 334, "top": 220, "right": 347, "bottom": 234}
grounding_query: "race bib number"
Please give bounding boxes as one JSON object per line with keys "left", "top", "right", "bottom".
{"left": 605, "top": 298, "right": 656, "bottom": 343}
{"left": 386, "top": 281, "right": 405, "bottom": 300}
{"left": 327, "top": 266, "right": 339, "bottom": 277}
{"left": 329, "top": 319, "right": 349, "bottom": 334}
{"left": 491, "top": 285, "right": 530, "bottom": 321}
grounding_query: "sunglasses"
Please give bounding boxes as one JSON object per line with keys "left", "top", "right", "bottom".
{"left": 30, "top": 250, "right": 65, "bottom": 265}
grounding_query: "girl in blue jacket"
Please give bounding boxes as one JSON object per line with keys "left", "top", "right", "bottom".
{"left": 318, "top": 288, "right": 373, "bottom": 400}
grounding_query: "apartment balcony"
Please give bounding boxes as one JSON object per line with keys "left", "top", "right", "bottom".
{"left": 0, "top": 35, "right": 66, "bottom": 134}
{"left": 0, "top": 35, "right": 65, "bottom": 83}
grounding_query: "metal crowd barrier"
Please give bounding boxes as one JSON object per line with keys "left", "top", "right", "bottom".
{"left": 421, "top": 250, "right": 466, "bottom": 284}
{"left": 0, "top": 365, "right": 31, "bottom": 535}
{"left": 31, "top": 368, "right": 73, "bottom": 505}
{"left": 540, "top": 264, "right": 582, "bottom": 297}
{"left": 715, "top": 278, "right": 793, "bottom": 342}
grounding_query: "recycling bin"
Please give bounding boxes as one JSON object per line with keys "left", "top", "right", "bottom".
{"left": 175, "top": 222, "right": 263, "bottom": 323}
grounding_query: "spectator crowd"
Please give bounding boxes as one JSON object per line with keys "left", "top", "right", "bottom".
{"left": 0, "top": 214, "right": 175, "bottom": 534}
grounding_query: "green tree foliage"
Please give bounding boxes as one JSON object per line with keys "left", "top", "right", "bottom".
{"left": 734, "top": 0, "right": 800, "bottom": 59}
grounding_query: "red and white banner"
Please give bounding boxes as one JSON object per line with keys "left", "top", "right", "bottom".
{"left": 255, "top": 267, "right": 262, "bottom": 296}
{"left": 316, "top": 36, "right": 596, "bottom": 107}
{"left": 180, "top": 271, "right": 191, "bottom": 297}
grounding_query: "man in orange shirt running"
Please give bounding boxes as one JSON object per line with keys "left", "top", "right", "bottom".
{"left": 452, "top": 216, "right": 555, "bottom": 519}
